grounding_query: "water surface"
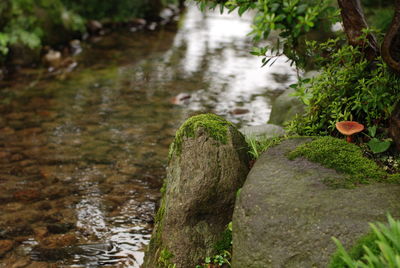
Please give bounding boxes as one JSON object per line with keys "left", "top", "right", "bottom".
{"left": 0, "top": 5, "right": 296, "bottom": 267}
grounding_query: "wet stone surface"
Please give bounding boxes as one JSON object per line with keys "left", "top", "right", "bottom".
{"left": 0, "top": 4, "right": 296, "bottom": 268}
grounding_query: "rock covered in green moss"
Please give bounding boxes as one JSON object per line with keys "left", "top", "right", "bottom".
{"left": 168, "top": 113, "right": 234, "bottom": 159}
{"left": 233, "top": 138, "right": 400, "bottom": 268}
{"left": 143, "top": 113, "right": 250, "bottom": 268}
{"left": 288, "top": 136, "right": 387, "bottom": 188}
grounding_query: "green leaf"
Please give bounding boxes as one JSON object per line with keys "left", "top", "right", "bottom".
{"left": 368, "top": 125, "right": 377, "bottom": 138}
{"left": 367, "top": 138, "right": 391, "bottom": 154}
{"left": 238, "top": 5, "right": 248, "bottom": 16}
{"left": 296, "top": 4, "right": 308, "bottom": 14}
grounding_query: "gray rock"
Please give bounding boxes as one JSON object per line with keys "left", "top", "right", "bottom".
{"left": 233, "top": 138, "right": 400, "bottom": 268}
{"left": 143, "top": 114, "right": 250, "bottom": 268}
{"left": 240, "top": 124, "right": 285, "bottom": 140}
{"left": 268, "top": 88, "right": 304, "bottom": 126}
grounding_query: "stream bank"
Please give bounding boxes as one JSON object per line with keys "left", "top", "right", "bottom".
{"left": 0, "top": 5, "right": 297, "bottom": 267}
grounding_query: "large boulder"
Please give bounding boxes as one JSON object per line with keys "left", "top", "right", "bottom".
{"left": 143, "top": 114, "right": 250, "bottom": 268}
{"left": 233, "top": 138, "right": 400, "bottom": 268}
{"left": 268, "top": 88, "right": 304, "bottom": 126}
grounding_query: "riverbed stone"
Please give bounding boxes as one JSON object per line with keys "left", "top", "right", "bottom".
{"left": 0, "top": 240, "right": 14, "bottom": 257}
{"left": 143, "top": 114, "right": 250, "bottom": 268}
{"left": 268, "top": 88, "right": 304, "bottom": 126}
{"left": 240, "top": 124, "right": 285, "bottom": 140}
{"left": 232, "top": 138, "right": 400, "bottom": 268}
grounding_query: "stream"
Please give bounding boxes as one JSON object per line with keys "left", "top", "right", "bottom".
{"left": 0, "top": 4, "right": 297, "bottom": 267}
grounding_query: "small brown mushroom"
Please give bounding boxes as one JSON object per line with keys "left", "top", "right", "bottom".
{"left": 335, "top": 121, "right": 364, "bottom": 143}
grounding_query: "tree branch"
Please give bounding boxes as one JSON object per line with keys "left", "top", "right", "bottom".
{"left": 337, "top": 0, "right": 379, "bottom": 61}
{"left": 382, "top": 0, "right": 400, "bottom": 74}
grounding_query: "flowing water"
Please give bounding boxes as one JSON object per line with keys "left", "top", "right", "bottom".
{"left": 0, "top": 5, "right": 297, "bottom": 267}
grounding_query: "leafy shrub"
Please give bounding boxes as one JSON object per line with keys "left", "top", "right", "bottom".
{"left": 62, "top": 0, "right": 150, "bottom": 22}
{"left": 330, "top": 214, "right": 400, "bottom": 268}
{"left": 0, "top": 0, "right": 85, "bottom": 61}
{"left": 287, "top": 38, "right": 400, "bottom": 136}
{"left": 195, "top": 0, "right": 338, "bottom": 68}
{"left": 0, "top": 0, "right": 172, "bottom": 62}
{"left": 62, "top": 0, "right": 179, "bottom": 22}
{"left": 367, "top": 8, "right": 394, "bottom": 32}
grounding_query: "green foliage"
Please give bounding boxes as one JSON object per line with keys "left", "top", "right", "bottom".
{"left": 246, "top": 136, "right": 282, "bottom": 159}
{"left": 197, "top": 223, "right": 233, "bottom": 268}
{"left": 169, "top": 113, "right": 235, "bottom": 159}
{"left": 365, "top": 126, "right": 392, "bottom": 154}
{"left": 329, "top": 214, "right": 400, "bottom": 268}
{"left": 158, "top": 248, "right": 176, "bottom": 268}
{"left": 287, "top": 38, "right": 400, "bottom": 136}
{"left": 213, "top": 222, "right": 233, "bottom": 253}
{"left": 0, "top": 0, "right": 170, "bottom": 61}
{"left": 195, "top": 0, "right": 338, "bottom": 68}
{"left": 367, "top": 8, "right": 394, "bottom": 32}
{"left": 62, "top": 0, "right": 150, "bottom": 22}
{"left": 0, "top": 0, "right": 86, "bottom": 61}
{"left": 330, "top": 232, "right": 380, "bottom": 268}
{"left": 0, "top": 0, "right": 42, "bottom": 57}
{"left": 288, "top": 136, "right": 387, "bottom": 188}
{"left": 368, "top": 138, "right": 392, "bottom": 154}
{"left": 63, "top": 0, "right": 178, "bottom": 22}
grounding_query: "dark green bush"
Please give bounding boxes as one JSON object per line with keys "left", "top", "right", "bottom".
{"left": 287, "top": 38, "right": 400, "bottom": 136}
{"left": 0, "top": 0, "right": 85, "bottom": 62}
{"left": 62, "top": 0, "right": 152, "bottom": 22}
{"left": 0, "top": 0, "right": 175, "bottom": 62}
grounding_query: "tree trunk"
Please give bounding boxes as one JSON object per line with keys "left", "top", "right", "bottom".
{"left": 382, "top": 0, "right": 400, "bottom": 74}
{"left": 337, "top": 0, "right": 379, "bottom": 61}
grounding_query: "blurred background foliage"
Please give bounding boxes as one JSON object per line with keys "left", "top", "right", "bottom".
{"left": 0, "top": 0, "right": 177, "bottom": 63}
{"left": 0, "top": 0, "right": 394, "bottom": 65}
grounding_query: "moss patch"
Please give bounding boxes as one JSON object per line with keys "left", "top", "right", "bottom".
{"left": 158, "top": 248, "right": 175, "bottom": 267}
{"left": 169, "top": 113, "right": 235, "bottom": 159}
{"left": 329, "top": 232, "right": 380, "bottom": 268}
{"left": 146, "top": 182, "right": 168, "bottom": 266}
{"left": 288, "top": 136, "right": 388, "bottom": 188}
{"left": 213, "top": 228, "right": 232, "bottom": 253}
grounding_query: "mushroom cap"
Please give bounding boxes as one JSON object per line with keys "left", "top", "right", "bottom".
{"left": 335, "top": 121, "right": 364, "bottom": 136}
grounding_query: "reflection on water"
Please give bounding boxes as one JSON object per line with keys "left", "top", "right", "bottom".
{"left": 0, "top": 4, "right": 296, "bottom": 268}
{"left": 172, "top": 6, "right": 297, "bottom": 124}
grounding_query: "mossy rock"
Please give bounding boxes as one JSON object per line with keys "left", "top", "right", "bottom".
{"left": 144, "top": 114, "right": 249, "bottom": 268}
{"left": 168, "top": 113, "right": 235, "bottom": 159}
{"left": 233, "top": 137, "right": 400, "bottom": 267}
{"left": 288, "top": 136, "right": 393, "bottom": 188}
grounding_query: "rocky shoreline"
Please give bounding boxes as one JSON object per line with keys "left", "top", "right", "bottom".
{"left": 0, "top": 5, "right": 181, "bottom": 82}
{"left": 144, "top": 114, "right": 400, "bottom": 267}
